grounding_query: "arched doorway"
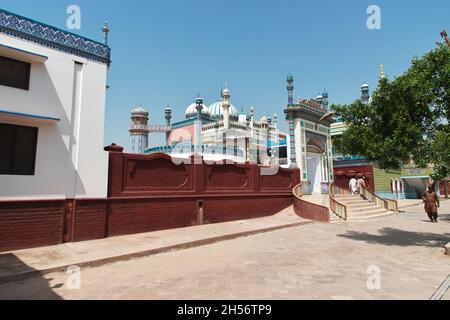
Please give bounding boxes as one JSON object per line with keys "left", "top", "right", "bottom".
{"left": 306, "top": 138, "right": 325, "bottom": 195}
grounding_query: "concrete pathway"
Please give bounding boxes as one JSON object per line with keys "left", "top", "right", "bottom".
{"left": 0, "top": 206, "right": 311, "bottom": 283}
{"left": 0, "top": 200, "right": 448, "bottom": 300}
{"left": 398, "top": 199, "right": 426, "bottom": 209}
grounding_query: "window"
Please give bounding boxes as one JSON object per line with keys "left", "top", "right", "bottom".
{"left": 0, "top": 56, "right": 31, "bottom": 90}
{"left": 0, "top": 123, "right": 38, "bottom": 175}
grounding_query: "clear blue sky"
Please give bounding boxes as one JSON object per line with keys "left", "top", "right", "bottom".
{"left": 2, "top": 0, "right": 449, "bottom": 151}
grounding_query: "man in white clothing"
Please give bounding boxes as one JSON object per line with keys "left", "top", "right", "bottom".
{"left": 349, "top": 177, "right": 358, "bottom": 195}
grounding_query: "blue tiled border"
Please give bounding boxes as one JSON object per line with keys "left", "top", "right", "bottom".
{"left": 0, "top": 8, "right": 110, "bottom": 65}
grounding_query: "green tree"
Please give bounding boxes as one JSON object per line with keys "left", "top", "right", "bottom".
{"left": 332, "top": 45, "right": 450, "bottom": 180}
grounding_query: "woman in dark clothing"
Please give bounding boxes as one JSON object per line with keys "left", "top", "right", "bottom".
{"left": 422, "top": 186, "right": 440, "bottom": 222}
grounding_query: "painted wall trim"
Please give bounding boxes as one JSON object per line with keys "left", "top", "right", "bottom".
{"left": 0, "top": 8, "right": 111, "bottom": 65}
{"left": 0, "top": 108, "right": 61, "bottom": 123}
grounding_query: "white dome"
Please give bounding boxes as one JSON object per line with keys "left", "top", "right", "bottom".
{"left": 209, "top": 101, "right": 238, "bottom": 118}
{"left": 185, "top": 103, "right": 209, "bottom": 118}
{"left": 131, "top": 106, "right": 148, "bottom": 115}
{"left": 361, "top": 83, "right": 369, "bottom": 89}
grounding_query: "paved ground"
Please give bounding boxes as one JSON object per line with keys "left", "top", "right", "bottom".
{"left": 0, "top": 207, "right": 309, "bottom": 280}
{"left": 0, "top": 201, "right": 449, "bottom": 300}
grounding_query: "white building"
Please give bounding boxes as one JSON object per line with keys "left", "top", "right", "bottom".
{"left": 0, "top": 9, "right": 111, "bottom": 200}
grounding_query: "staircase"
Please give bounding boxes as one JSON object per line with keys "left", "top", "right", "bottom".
{"left": 333, "top": 194, "right": 394, "bottom": 221}
{"left": 302, "top": 193, "right": 395, "bottom": 223}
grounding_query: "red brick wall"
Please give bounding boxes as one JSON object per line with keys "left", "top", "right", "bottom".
{"left": 334, "top": 165, "right": 375, "bottom": 192}
{"left": 0, "top": 200, "right": 65, "bottom": 252}
{"left": 0, "top": 152, "right": 300, "bottom": 252}
{"left": 73, "top": 200, "right": 107, "bottom": 242}
{"left": 293, "top": 196, "right": 330, "bottom": 223}
{"left": 108, "top": 152, "right": 300, "bottom": 197}
{"left": 203, "top": 195, "right": 292, "bottom": 224}
{"left": 107, "top": 198, "right": 198, "bottom": 237}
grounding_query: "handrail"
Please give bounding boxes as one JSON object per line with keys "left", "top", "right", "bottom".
{"left": 292, "top": 183, "right": 331, "bottom": 223}
{"left": 333, "top": 184, "right": 352, "bottom": 195}
{"left": 329, "top": 183, "right": 348, "bottom": 220}
{"left": 360, "top": 186, "right": 398, "bottom": 212}
{"left": 293, "top": 184, "right": 303, "bottom": 199}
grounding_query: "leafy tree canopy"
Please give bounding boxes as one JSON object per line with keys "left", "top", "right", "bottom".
{"left": 332, "top": 45, "right": 450, "bottom": 180}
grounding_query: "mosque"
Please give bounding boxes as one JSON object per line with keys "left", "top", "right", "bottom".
{"left": 130, "top": 87, "right": 289, "bottom": 166}
{"left": 129, "top": 75, "right": 337, "bottom": 196}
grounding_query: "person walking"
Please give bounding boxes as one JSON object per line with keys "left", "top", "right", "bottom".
{"left": 356, "top": 176, "right": 367, "bottom": 194}
{"left": 349, "top": 177, "right": 358, "bottom": 195}
{"left": 422, "top": 186, "right": 440, "bottom": 222}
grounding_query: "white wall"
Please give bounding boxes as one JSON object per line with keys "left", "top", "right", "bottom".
{"left": 0, "top": 33, "right": 108, "bottom": 200}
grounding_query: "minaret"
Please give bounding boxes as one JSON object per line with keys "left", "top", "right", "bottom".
{"left": 380, "top": 64, "right": 385, "bottom": 80}
{"left": 285, "top": 74, "right": 297, "bottom": 167}
{"left": 273, "top": 113, "right": 278, "bottom": 129}
{"left": 194, "top": 96, "right": 204, "bottom": 154}
{"left": 164, "top": 106, "right": 172, "bottom": 146}
{"left": 102, "top": 22, "right": 110, "bottom": 45}
{"left": 287, "top": 73, "right": 294, "bottom": 106}
{"left": 195, "top": 95, "right": 204, "bottom": 118}
{"left": 165, "top": 105, "right": 172, "bottom": 125}
{"left": 129, "top": 105, "right": 150, "bottom": 154}
{"left": 361, "top": 82, "right": 370, "bottom": 104}
{"left": 316, "top": 93, "right": 324, "bottom": 106}
{"left": 222, "top": 87, "right": 231, "bottom": 130}
{"left": 322, "top": 90, "right": 329, "bottom": 111}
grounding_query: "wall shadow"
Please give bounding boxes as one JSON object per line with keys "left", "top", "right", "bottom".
{"left": 0, "top": 253, "right": 62, "bottom": 300}
{"left": 337, "top": 227, "right": 450, "bottom": 248}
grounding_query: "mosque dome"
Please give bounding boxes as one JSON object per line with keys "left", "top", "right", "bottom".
{"left": 209, "top": 101, "right": 238, "bottom": 119}
{"left": 185, "top": 102, "right": 210, "bottom": 118}
{"left": 361, "top": 83, "right": 369, "bottom": 89}
{"left": 131, "top": 105, "right": 149, "bottom": 116}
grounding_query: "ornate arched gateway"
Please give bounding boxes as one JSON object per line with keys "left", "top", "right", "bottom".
{"left": 284, "top": 74, "right": 334, "bottom": 195}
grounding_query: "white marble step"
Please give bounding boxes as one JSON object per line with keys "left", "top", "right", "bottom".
{"left": 348, "top": 206, "right": 387, "bottom": 214}
{"left": 348, "top": 208, "right": 389, "bottom": 217}
{"left": 347, "top": 211, "right": 394, "bottom": 221}
{"left": 298, "top": 194, "right": 395, "bottom": 223}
